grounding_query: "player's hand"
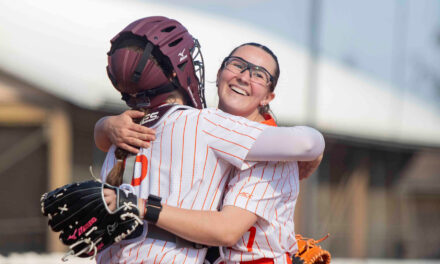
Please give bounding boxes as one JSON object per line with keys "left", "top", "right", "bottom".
{"left": 104, "top": 110, "right": 156, "bottom": 154}
{"left": 298, "top": 154, "right": 323, "bottom": 180}
{"left": 104, "top": 188, "right": 145, "bottom": 218}
{"left": 104, "top": 188, "right": 117, "bottom": 212}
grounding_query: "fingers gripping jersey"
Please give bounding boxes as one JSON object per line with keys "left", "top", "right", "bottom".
{"left": 98, "top": 106, "right": 266, "bottom": 264}
{"left": 221, "top": 161, "right": 299, "bottom": 264}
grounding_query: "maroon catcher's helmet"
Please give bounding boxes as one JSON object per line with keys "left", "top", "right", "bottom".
{"left": 107, "top": 16, "right": 205, "bottom": 109}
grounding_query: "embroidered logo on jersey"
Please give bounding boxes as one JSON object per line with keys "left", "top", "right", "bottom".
{"left": 239, "top": 192, "right": 252, "bottom": 199}
{"left": 140, "top": 111, "right": 159, "bottom": 125}
{"left": 178, "top": 48, "right": 187, "bottom": 62}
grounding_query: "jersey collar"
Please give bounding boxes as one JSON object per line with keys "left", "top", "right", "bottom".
{"left": 261, "top": 113, "right": 277, "bottom": 127}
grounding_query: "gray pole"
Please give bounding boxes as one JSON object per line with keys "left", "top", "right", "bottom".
{"left": 305, "top": 0, "right": 322, "bottom": 126}
{"left": 303, "top": 0, "right": 322, "bottom": 238}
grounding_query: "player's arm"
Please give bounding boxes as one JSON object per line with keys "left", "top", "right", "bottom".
{"left": 298, "top": 153, "right": 323, "bottom": 180}
{"left": 104, "top": 188, "right": 256, "bottom": 246}
{"left": 246, "top": 126, "right": 325, "bottom": 162}
{"left": 94, "top": 110, "right": 155, "bottom": 153}
{"left": 157, "top": 205, "right": 257, "bottom": 246}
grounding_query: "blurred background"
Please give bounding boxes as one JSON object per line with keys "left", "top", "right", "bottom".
{"left": 0, "top": 0, "right": 439, "bottom": 263}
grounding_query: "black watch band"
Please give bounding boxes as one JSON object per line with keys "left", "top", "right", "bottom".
{"left": 145, "top": 194, "right": 162, "bottom": 223}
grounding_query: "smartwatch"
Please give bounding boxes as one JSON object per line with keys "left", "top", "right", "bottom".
{"left": 144, "top": 194, "right": 162, "bottom": 223}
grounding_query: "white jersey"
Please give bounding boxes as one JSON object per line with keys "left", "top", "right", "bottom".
{"left": 97, "top": 105, "right": 267, "bottom": 264}
{"left": 221, "top": 161, "right": 299, "bottom": 264}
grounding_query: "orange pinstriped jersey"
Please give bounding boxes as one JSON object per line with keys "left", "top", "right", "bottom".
{"left": 98, "top": 106, "right": 267, "bottom": 264}
{"left": 220, "top": 115, "right": 299, "bottom": 264}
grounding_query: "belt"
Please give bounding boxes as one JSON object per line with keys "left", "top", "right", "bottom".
{"left": 239, "top": 253, "right": 292, "bottom": 264}
{"left": 146, "top": 224, "right": 207, "bottom": 249}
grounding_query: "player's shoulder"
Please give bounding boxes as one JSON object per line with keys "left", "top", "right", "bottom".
{"left": 200, "top": 108, "right": 264, "bottom": 127}
{"left": 157, "top": 104, "right": 200, "bottom": 122}
{"left": 197, "top": 108, "right": 268, "bottom": 136}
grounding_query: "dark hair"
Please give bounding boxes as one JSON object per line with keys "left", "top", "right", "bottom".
{"left": 222, "top": 42, "right": 280, "bottom": 92}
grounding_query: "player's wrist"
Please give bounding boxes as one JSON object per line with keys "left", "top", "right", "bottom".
{"left": 139, "top": 198, "right": 146, "bottom": 218}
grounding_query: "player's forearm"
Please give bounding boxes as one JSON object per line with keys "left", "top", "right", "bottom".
{"left": 246, "top": 126, "right": 325, "bottom": 161}
{"left": 298, "top": 153, "right": 323, "bottom": 180}
{"left": 154, "top": 204, "right": 256, "bottom": 246}
{"left": 94, "top": 116, "right": 112, "bottom": 152}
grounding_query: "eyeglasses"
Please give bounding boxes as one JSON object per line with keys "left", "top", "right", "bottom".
{"left": 222, "top": 56, "right": 274, "bottom": 86}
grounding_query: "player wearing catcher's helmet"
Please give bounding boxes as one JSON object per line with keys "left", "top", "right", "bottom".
{"left": 103, "top": 16, "right": 206, "bottom": 187}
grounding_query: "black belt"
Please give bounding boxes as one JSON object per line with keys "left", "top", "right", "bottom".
{"left": 146, "top": 224, "right": 207, "bottom": 249}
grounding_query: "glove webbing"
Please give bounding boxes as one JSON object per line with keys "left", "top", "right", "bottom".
{"left": 294, "top": 234, "right": 331, "bottom": 264}
{"left": 296, "top": 233, "right": 329, "bottom": 253}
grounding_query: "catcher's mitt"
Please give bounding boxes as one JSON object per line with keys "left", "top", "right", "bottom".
{"left": 292, "top": 234, "right": 331, "bottom": 264}
{"left": 40, "top": 180, "right": 144, "bottom": 260}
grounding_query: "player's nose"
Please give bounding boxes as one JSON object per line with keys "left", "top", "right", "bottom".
{"left": 236, "top": 68, "right": 251, "bottom": 84}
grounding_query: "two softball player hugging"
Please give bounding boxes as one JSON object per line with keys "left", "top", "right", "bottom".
{"left": 41, "top": 16, "right": 330, "bottom": 264}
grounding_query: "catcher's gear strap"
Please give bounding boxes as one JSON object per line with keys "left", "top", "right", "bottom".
{"left": 132, "top": 42, "right": 154, "bottom": 82}
{"left": 292, "top": 234, "right": 331, "bottom": 264}
{"left": 147, "top": 224, "right": 207, "bottom": 249}
{"left": 122, "top": 155, "right": 136, "bottom": 185}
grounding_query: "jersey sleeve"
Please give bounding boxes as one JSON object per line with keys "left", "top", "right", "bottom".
{"left": 201, "top": 109, "right": 267, "bottom": 170}
{"left": 100, "top": 144, "right": 117, "bottom": 182}
{"left": 246, "top": 126, "right": 325, "bottom": 161}
{"left": 222, "top": 161, "right": 299, "bottom": 222}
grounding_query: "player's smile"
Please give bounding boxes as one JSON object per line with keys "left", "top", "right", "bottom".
{"left": 230, "top": 85, "right": 249, "bottom": 96}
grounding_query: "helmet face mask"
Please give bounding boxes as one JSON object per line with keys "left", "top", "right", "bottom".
{"left": 107, "top": 16, "right": 206, "bottom": 109}
{"left": 190, "top": 38, "right": 206, "bottom": 108}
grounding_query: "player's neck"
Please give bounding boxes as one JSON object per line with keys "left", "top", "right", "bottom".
{"left": 246, "top": 111, "right": 265, "bottom": 123}
{"left": 165, "top": 93, "right": 186, "bottom": 105}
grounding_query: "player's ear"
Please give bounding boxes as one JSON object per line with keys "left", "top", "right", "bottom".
{"left": 260, "top": 92, "right": 275, "bottom": 106}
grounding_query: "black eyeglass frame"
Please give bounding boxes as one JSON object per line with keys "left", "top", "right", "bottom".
{"left": 222, "top": 56, "right": 274, "bottom": 86}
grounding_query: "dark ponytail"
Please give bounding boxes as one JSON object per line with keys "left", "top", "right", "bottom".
{"left": 106, "top": 148, "right": 129, "bottom": 186}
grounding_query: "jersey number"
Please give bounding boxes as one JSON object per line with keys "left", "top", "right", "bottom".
{"left": 131, "top": 155, "right": 148, "bottom": 186}
{"left": 246, "top": 226, "right": 256, "bottom": 252}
